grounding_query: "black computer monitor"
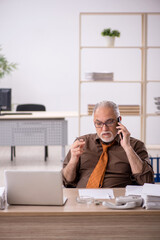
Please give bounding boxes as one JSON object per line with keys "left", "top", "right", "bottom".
{"left": 0, "top": 88, "right": 12, "bottom": 112}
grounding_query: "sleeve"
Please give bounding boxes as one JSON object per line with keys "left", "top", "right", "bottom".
{"left": 62, "top": 150, "right": 80, "bottom": 188}
{"left": 131, "top": 140, "right": 154, "bottom": 185}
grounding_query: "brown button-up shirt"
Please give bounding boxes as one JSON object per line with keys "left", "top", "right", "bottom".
{"left": 63, "top": 134, "right": 154, "bottom": 188}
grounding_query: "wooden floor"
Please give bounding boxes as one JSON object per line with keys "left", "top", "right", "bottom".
{"left": 0, "top": 146, "right": 68, "bottom": 187}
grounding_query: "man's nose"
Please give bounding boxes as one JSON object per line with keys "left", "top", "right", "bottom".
{"left": 102, "top": 123, "right": 109, "bottom": 130}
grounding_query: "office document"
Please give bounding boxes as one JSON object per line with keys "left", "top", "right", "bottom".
{"left": 78, "top": 189, "right": 114, "bottom": 199}
{"left": 125, "top": 184, "right": 160, "bottom": 210}
{"left": 125, "top": 185, "right": 143, "bottom": 196}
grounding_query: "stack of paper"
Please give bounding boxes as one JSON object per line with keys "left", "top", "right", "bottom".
{"left": 154, "top": 97, "right": 160, "bottom": 114}
{"left": 85, "top": 72, "right": 114, "bottom": 81}
{"left": 125, "top": 184, "right": 160, "bottom": 210}
{"left": 141, "top": 183, "right": 160, "bottom": 210}
{"left": 0, "top": 187, "right": 5, "bottom": 210}
{"left": 125, "top": 185, "right": 143, "bottom": 196}
{"left": 118, "top": 105, "right": 140, "bottom": 115}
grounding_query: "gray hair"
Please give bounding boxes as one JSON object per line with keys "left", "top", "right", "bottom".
{"left": 93, "top": 101, "right": 120, "bottom": 118}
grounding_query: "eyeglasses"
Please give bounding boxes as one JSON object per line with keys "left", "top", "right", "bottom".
{"left": 94, "top": 119, "right": 116, "bottom": 128}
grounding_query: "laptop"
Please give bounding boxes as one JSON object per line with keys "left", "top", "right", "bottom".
{"left": 4, "top": 170, "right": 67, "bottom": 206}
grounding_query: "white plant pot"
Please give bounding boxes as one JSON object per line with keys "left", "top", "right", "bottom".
{"left": 105, "top": 36, "right": 115, "bottom": 47}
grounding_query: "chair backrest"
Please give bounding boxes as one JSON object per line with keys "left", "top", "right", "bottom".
{"left": 16, "top": 104, "right": 46, "bottom": 111}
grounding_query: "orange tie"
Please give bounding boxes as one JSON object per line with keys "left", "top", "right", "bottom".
{"left": 86, "top": 141, "right": 114, "bottom": 188}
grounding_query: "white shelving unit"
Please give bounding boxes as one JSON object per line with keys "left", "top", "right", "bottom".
{"left": 78, "top": 12, "right": 160, "bottom": 150}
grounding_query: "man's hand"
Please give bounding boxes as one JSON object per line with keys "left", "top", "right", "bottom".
{"left": 70, "top": 138, "right": 85, "bottom": 162}
{"left": 116, "top": 122, "right": 143, "bottom": 174}
{"left": 63, "top": 138, "right": 85, "bottom": 183}
{"left": 116, "top": 121, "right": 131, "bottom": 149}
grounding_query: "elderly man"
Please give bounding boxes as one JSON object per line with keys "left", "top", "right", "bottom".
{"left": 63, "top": 101, "right": 154, "bottom": 188}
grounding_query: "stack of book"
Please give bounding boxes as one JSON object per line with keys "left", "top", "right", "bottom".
{"left": 85, "top": 72, "right": 114, "bottom": 81}
{"left": 154, "top": 97, "right": 160, "bottom": 114}
{"left": 88, "top": 104, "right": 95, "bottom": 115}
{"left": 87, "top": 104, "right": 140, "bottom": 116}
{"left": 118, "top": 105, "right": 140, "bottom": 116}
{"left": 141, "top": 183, "right": 160, "bottom": 210}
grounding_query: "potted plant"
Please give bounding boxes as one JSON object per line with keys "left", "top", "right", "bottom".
{"left": 0, "top": 47, "right": 17, "bottom": 79}
{"left": 101, "top": 28, "right": 120, "bottom": 47}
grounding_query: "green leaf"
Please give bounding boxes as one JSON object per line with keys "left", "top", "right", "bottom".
{"left": 0, "top": 47, "right": 17, "bottom": 79}
{"left": 101, "top": 28, "right": 120, "bottom": 37}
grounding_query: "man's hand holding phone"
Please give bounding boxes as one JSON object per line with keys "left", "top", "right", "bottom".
{"left": 117, "top": 117, "right": 123, "bottom": 139}
{"left": 116, "top": 119, "right": 131, "bottom": 149}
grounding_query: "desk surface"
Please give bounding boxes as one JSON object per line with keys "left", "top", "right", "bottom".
{"left": 1, "top": 188, "right": 160, "bottom": 217}
{"left": 0, "top": 111, "right": 78, "bottom": 120}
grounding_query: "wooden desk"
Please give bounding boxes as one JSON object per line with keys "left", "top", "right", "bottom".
{"left": 0, "top": 112, "right": 71, "bottom": 161}
{"left": 0, "top": 188, "right": 160, "bottom": 239}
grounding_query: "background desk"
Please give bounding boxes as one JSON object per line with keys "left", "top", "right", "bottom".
{"left": 0, "top": 112, "right": 70, "bottom": 161}
{"left": 0, "top": 188, "right": 160, "bottom": 240}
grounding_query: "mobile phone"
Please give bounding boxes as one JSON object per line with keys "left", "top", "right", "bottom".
{"left": 117, "top": 117, "right": 123, "bottom": 139}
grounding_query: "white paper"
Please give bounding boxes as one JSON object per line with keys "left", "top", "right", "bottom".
{"left": 78, "top": 189, "right": 114, "bottom": 199}
{"left": 0, "top": 187, "right": 5, "bottom": 197}
{"left": 142, "top": 183, "right": 160, "bottom": 197}
{"left": 125, "top": 185, "right": 143, "bottom": 196}
{"left": 0, "top": 187, "right": 5, "bottom": 210}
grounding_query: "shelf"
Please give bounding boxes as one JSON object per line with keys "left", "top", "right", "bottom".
{"left": 80, "top": 80, "right": 160, "bottom": 83}
{"left": 81, "top": 46, "right": 160, "bottom": 49}
{"left": 80, "top": 12, "right": 160, "bottom": 15}
{"left": 80, "top": 113, "right": 141, "bottom": 117}
{"left": 81, "top": 80, "right": 141, "bottom": 83}
{"left": 147, "top": 46, "right": 160, "bottom": 49}
{"left": 79, "top": 12, "right": 160, "bottom": 148}
{"left": 81, "top": 46, "right": 142, "bottom": 49}
{"left": 147, "top": 80, "right": 160, "bottom": 83}
{"left": 146, "top": 113, "right": 160, "bottom": 117}
{"left": 146, "top": 145, "right": 160, "bottom": 150}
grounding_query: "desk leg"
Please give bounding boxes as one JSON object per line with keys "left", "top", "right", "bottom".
{"left": 61, "top": 145, "right": 65, "bottom": 162}
{"left": 44, "top": 146, "right": 48, "bottom": 161}
{"left": 11, "top": 146, "right": 14, "bottom": 161}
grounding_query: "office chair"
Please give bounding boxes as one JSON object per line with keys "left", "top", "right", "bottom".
{"left": 11, "top": 104, "right": 48, "bottom": 161}
{"left": 16, "top": 104, "right": 46, "bottom": 111}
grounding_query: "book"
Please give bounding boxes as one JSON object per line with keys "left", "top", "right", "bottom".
{"left": 87, "top": 104, "right": 140, "bottom": 115}
{"left": 85, "top": 72, "right": 114, "bottom": 81}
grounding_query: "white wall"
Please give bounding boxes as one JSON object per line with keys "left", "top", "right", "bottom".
{"left": 0, "top": 0, "right": 160, "bottom": 146}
